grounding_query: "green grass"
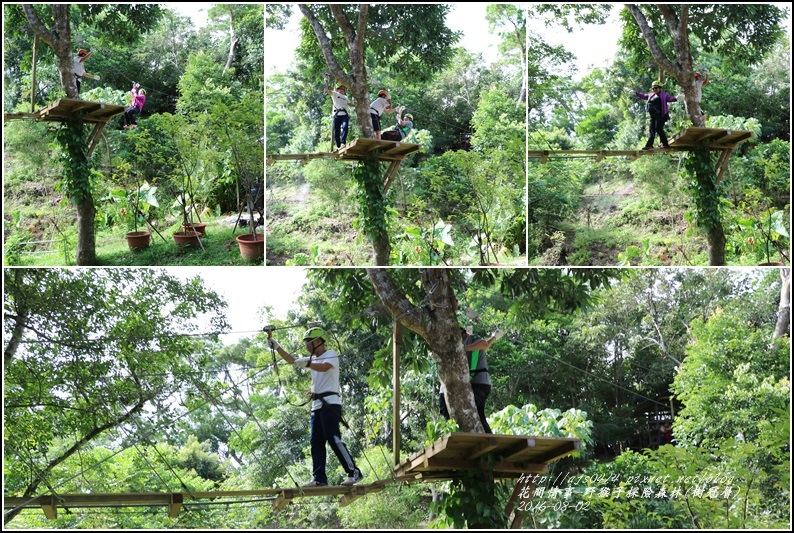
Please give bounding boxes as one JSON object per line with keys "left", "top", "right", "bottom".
{"left": 7, "top": 218, "right": 263, "bottom": 266}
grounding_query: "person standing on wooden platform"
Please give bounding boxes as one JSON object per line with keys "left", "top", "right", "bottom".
{"left": 439, "top": 326, "right": 504, "bottom": 434}
{"left": 369, "top": 89, "right": 395, "bottom": 140}
{"left": 72, "top": 49, "right": 99, "bottom": 96}
{"left": 325, "top": 82, "right": 354, "bottom": 148}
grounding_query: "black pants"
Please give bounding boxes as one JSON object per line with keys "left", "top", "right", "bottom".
{"left": 439, "top": 383, "right": 492, "bottom": 434}
{"left": 333, "top": 113, "right": 349, "bottom": 147}
{"left": 645, "top": 111, "right": 669, "bottom": 148}
{"left": 122, "top": 105, "right": 140, "bottom": 127}
{"left": 381, "top": 129, "right": 403, "bottom": 141}
{"left": 75, "top": 75, "right": 82, "bottom": 95}
{"left": 310, "top": 404, "right": 359, "bottom": 484}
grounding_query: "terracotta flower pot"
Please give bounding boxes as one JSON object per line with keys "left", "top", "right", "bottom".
{"left": 173, "top": 230, "right": 201, "bottom": 246}
{"left": 125, "top": 230, "right": 151, "bottom": 250}
{"left": 181, "top": 222, "right": 207, "bottom": 236}
{"left": 236, "top": 233, "right": 264, "bottom": 262}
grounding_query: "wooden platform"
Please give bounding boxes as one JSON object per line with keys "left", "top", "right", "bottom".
{"left": 266, "top": 138, "right": 420, "bottom": 193}
{"left": 528, "top": 127, "right": 753, "bottom": 164}
{"left": 267, "top": 138, "right": 420, "bottom": 165}
{"left": 668, "top": 127, "right": 753, "bottom": 149}
{"left": 4, "top": 98, "right": 125, "bottom": 124}
{"left": 393, "top": 432, "right": 581, "bottom": 481}
{"left": 4, "top": 98, "right": 127, "bottom": 157}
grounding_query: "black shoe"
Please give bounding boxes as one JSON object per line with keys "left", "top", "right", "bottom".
{"left": 642, "top": 146, "right": 653, "bottom": 151}
{"left": 660, "top": 144, "right": 670, "bottom": 149}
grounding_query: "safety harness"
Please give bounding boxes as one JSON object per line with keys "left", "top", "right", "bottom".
{"left": 311, "top": 391, "right": 350, "bottom": 429}
{"left": 469, "top": 349, "right": 489, "bottom": 377}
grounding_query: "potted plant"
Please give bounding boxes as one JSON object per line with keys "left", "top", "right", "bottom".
{"left": 116, "top": 180, "right": 160, "bottom": 251}
{"left": 218, "top": 100, "right": 264, "bottom": 262}
{"left": 172, "top": 184, "right": 202, "bottom": 248}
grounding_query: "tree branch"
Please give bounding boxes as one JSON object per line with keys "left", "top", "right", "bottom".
{"left": 625, "top": 4, "right": 678, "bottom": 77}
{"left": 298, "top": 4, "right": 351, "bottom": 87}
{"left": 366, "top": 269, "right": 426, "bottom": 335}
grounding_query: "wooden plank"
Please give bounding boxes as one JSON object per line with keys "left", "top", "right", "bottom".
{"left": 533, "top": 440, "right": 581, "bottom": 464}
{"left": 467, "top": 437, "right": 500, "bottom": 459}
{"left": 167, "top": 492, "right": 183, "bottom": 518}
{"left": 501, "top": 438, "right": 535, "bottom": 462}
{"left": 715, "top": 148, "right": 733, "bottom": 185}
{"left": 338, "top": 485, "right": 371, "bottom": 507}
{"left": 272, "top": 490, "right": 293, "bottom": 511}
{"left": 41, "top": 495, "right": 58, "bottom": 520}
{"left": 87, "top": 122, "right": 106, "bottom": 157}
{"left": 383, "top": 160, "right": 401, "bottom": 194}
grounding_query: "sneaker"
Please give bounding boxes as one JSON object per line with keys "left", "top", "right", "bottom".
{"left": 130, "top": 124, "right": 137, "bottom": 128}
{"left": 660, "top": 144, "right": 670, "bottom": 149}
{"left": 303, "top": 480, "right": 328, "bottom": 488}
{"left": 123, "top": 125, "right": 129, "bottom": 129}
{"left": 641, "top": 146, "right": 653, "bottom": 151}
{"left": 341, "top": 470, "right": 363, "bottom": 486}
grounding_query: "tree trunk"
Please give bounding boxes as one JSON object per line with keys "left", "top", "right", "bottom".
{"left": 705, "top": 223, "right": 726, "bottom": 266}
{"left": 773, "top": 268, "right": 791, "bottom": 339}
{"left": 222, "top": 7, "right": 238, "bottom": 75}
{"left": 366, "top": 268, "right": 484, "bottom": 432}
{"left": 75, "top": 195, "right": 97, "bottom": 265}
{"left": 371, "top": 229, "right": 391, "bottom": 266}
{"left": 3, "top": 271, "right": 29, "bottom": 366}
{"left": 24, "top": 5, "right": 96, "bottom": 264}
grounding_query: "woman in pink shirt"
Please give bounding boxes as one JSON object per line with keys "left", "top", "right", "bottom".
{"left": 122, "top": 83, "right": 146, "bottom": 129}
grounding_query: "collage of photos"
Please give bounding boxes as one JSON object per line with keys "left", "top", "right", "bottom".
{"left": 3, "top": 3, "right": 791, "bottom": 530}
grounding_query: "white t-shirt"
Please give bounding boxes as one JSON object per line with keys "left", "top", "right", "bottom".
{"left": 694, "top": 79, "right": 704, "bottom": 102}
{"left": 309, "top": 348, "right": 341, "bottom": 410}
{"left": 73, "top": 57, "right": 86, "bottom": 77}
{"left": 330, "top": 91, "right": 351, "bottom": 115}
{"left": 369, "top": 97, "right": 390, "bottom": 116}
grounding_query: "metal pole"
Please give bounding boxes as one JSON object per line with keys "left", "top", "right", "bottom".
{"left": 31, "top": 35, "right": 38, "bottom": 112}
{"left": 392, "top": 322, "right": 402, "bottom": 466}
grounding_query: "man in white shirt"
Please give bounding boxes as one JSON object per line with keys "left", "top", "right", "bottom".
{"left": 325, "top": 82, "right": 354, "bottom": 148}
{"left": 268, "top": 327, "right": 363, "bottom": 487}
{"left": 72, "top": 49, "right": 99, "bottom": 96}
{"left": 369, "top": 89, "right": 395, "bottom": 140}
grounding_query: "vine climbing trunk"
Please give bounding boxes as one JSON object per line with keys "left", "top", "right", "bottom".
{"left": 58, "top": 117, "right": 97, "bottom": 266}
{"left": 685, "top": 148, "right": 726, "bottom": 266}
{"left": 354, "top": 156, "right": 391, "bottom": 265}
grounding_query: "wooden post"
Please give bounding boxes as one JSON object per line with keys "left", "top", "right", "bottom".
{"left": 31, "top": 36, "right": 38, "bottom": 113}
{"left": 393, "top": 321, "right": 402, "bottom": 466}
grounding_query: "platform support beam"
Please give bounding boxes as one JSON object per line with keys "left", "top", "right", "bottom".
{"left": 505, "top": 475, "right": 536, "bottom": 529}
{"left": 87, "top": 122, "right": 107, "bottom": 157}
{"left": 41, "top": 495, "right": 58, "bottom": 520}
{"left": 383, "top": 160, "right": 402, "bottom": 194}
{"left": 273, "top": 490, "right": 294, "bottom": 510}
{"left": 168, "top": 492, "right": 183, "bottom": 518}
{"left": 715, "top": 148, "right": 733, "bottom": 185}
